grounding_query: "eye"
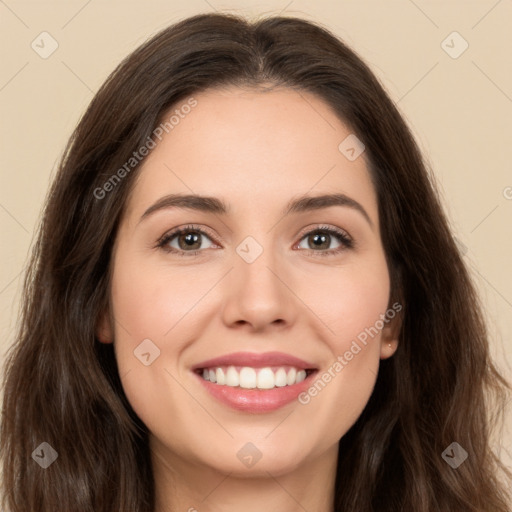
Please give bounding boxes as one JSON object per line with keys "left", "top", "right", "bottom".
{"left": 156, "top": 224, "right": 217, "bottom": 256}
{"left": 155, "top": 224, "right": 354, "bottom": 257}
{"left": 295, "top": 225, "right": 353, "bottom": 256}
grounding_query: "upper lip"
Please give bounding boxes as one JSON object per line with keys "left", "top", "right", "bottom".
{"left": 192, "top": 351, "right": 317, "bottom": 370}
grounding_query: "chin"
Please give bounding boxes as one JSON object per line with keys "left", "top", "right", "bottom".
{"left": 195, "top": 438, "right": 312, "bottom": 477}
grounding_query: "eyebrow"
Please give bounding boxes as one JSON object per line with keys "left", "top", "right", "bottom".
{"left": 139, "top": 192, "right": 373, "bottom": 228}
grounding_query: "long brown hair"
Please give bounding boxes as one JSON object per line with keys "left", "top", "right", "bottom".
{"left": 1, "top": 12, "right": 510, "bottom": 511}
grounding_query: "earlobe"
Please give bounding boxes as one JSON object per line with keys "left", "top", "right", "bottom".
{"left": 96, "top": 309, "right": 113, "bottom": 344}
{"left": 379, "top": 311, "right": 402, "bottom": 360}
{"left": 380, "top": 339, "right": 398, "bottom": 359}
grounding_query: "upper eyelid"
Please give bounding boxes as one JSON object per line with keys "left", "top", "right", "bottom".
{"left": 297, "top": 224, "right": 351, "bottom": 239}
{"left": 163, "top": 224, "right": 219, "bottom": 243}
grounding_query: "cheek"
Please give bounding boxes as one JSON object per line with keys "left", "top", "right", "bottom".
{"left": 108, "top": 257, "right": 206, "bottom": 434}
{"left": 308, "top": 253, "right": 391, "bottom": 351}
{"left": 107, "top": 254, "right": 204, "bottom": 404}
{"left": 292, "top": 255, "right": 390, "bottom": 434}
{"left": 110, "top": 255, "right": 210, "bottom": 345}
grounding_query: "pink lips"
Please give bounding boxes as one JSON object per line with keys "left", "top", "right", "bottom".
{"left": 192, "top": 351, "right": 316, "bottom": 371}
{"left": 192, "top": 351, "right": 318, "bottom": 413}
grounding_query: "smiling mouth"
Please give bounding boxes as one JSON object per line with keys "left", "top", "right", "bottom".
{"left": 194, "top": 365, "right": 317, "bottom": 390}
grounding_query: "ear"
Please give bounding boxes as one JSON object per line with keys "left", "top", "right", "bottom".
{"left": 96, "top": 307, "right": 114, "bottom": 344}
{"left": 379, "top": 303, "right": 402, "bottom": 360}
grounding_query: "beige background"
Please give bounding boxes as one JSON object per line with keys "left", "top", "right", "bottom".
{"left": 1, "top": 0, "right": 511, "bottom": 473}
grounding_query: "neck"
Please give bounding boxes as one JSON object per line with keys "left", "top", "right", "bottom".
{"left": 151, "top": 437, "right": 338, "bottom": 512}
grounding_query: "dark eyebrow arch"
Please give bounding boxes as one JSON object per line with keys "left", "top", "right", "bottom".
{"left": 139, "top": 193, "right": 373, "bottom": 228}
{"left": 139, "top": 194, "right": 229, "bottom": 223}
{"left": 285, "top": 193, "right": 373, "bottom": 227}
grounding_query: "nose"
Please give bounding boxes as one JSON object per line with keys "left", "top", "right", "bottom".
{"left": 221, "top": 245, "right": 299, "bottom": 333}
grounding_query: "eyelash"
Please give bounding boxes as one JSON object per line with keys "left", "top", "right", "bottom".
{"left": 155, "top": 224, "right": 354, "bottom": 258}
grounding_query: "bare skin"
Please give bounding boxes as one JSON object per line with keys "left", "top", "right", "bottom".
{"left": 97, "top": 85, "right": 400, "bottom": 512}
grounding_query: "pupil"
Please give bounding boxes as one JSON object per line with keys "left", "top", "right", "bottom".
{"left": 183, "top": 232, "right": 199, "bottom": 248}
{"left": 312, "top": 233, "right": 328, "bottom": 248}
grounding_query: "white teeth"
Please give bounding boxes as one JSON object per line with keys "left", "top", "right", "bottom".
{"left": 274, "top": 368, "right": 287, "bottom": 387}
{"left": 239, "top": 367, "right": 257, "bottom": 389}
{"left": 296, "top": 370, "right": 307, "bottom": 383}
{"left": 216, "top": 368, "right": 225, "bottom": 385}
{"left": 225, "top": 366, "right": 239, "bottom": 386}
{"left": 257, "top": 367, "right": 275, "bottom": 389}
{"left": 200, "top": 365, "right": 312, "bottom": 389}
{"left": 286, "top": 368, "right": 297, "bottom": 385}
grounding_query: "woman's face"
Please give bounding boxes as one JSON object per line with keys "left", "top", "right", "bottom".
{"left": 98, "top": 85, "right": 400, "bottom": 477}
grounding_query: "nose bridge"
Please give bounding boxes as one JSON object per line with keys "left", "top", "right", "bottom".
{"left": 235, "top": 234, "right": 283, "bottom": 301}
{"left": 222, "top": 233, "right": 296, "bottom": 329}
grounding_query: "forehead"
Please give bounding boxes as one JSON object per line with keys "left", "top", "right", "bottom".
{"left": 124, "top": 85, "right": 378, "bottom": 224}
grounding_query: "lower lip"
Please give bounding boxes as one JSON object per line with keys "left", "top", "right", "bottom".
{"left": 194, "top": 371, "right": 317, "bottom": 413}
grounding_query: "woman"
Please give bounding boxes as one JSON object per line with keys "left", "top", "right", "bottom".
{"left": 1, "top": 12, "right": 510, "bottom": 512}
